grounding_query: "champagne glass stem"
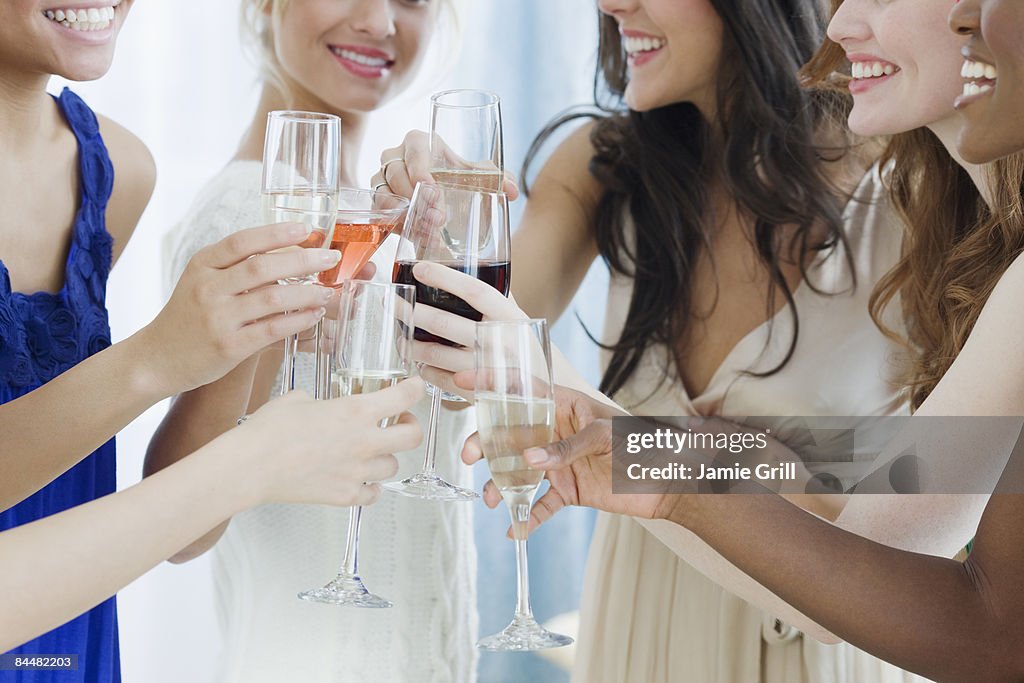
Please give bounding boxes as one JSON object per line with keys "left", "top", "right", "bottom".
{"left": 312, "top": 320, "right": 325, "bottom": 400}
{"left": 420, "top": 385, "right": 443, "bottom": 476}
{"left": 280, "top": 333, "right": 298, "bottom": 396}
{"left": 510, "top": 505, "right": 534, "bottom": 620}
{"left": 340, "top": 506, "right": 364, "bottom": 578}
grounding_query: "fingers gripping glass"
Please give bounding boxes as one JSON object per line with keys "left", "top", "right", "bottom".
{"left": 474, "top": 319, "right": 573, "bottom": 651}
{"left": 297, "top": 281, "right": 415, "bottom": 608}
{"left": 388, "top": 182, "right": 511, "bottom": 501}
{"left": 260, "top": 110, "right": 341, "bottom": 398}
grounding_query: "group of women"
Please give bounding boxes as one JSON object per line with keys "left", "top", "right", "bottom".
{"left": 1, "top": 0, "right": 1022, "bottom": 682}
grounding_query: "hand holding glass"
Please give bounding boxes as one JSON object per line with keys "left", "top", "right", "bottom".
{"left": 261, "top": 110, "right": 342, "bottom": 396}
{"left": 474, "top": 319, "right": 573, "bottom": 651}
{"left": 297, "top": 281, "right": 415, "bottom": 608}
{"left": 388, "top": 182, "right": 511, "bottom": 501}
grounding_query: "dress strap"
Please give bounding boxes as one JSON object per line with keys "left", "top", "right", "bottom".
{"left": 54, "top": 87, "right": 116, "bottom": 306}
{"left": 56, "top": 88, "right": 115, "bottom": 208}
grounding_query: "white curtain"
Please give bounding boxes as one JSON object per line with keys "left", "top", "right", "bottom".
{"left": 55, "top": 1, "right": 602, "bottom": 681}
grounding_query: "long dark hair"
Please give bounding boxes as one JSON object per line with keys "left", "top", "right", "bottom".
{"left": 524, "top": 1, "right": 853, "bottom": 401}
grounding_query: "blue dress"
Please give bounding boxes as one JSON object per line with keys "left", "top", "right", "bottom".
{"left": 0, "top": 89, "right": 120, "bottom": 683}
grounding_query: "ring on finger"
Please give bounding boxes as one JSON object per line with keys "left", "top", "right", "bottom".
{"left": 380, "top": 157, "right": 405, "bottom": 186}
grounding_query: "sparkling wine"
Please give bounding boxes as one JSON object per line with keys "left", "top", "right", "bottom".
{"left": 333, "top": 369, "right": 408, "bottom": 427}
{"left": 476, "top": 394, "right": 554, "bottom": 539}
{"left": 431, "top": 168, "right": 504, "bottom": 192}
{"left": 318, "top": 222, "right": 394, "bottom": 287}
{"left": 392, "top": 260, "right": 510, "bottom": 346}
{"left": 262, "top": 192, "right": 337, "bottom": 284}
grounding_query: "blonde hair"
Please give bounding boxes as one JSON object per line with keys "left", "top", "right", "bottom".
{"left": 239, "top": 0, "right": 464, "bottom": 105}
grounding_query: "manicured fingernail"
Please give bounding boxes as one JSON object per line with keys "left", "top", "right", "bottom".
{"left": 524, "top": 448, "right": 550, "bottom": 467}
{"left": 313, "top": 307, "right": 327, "bottom": 318}
{"left": 317, "top": 286, "right": 333, "bottom": 302}
{"left": 320, "top": 249, "right": 342, "bottom": 264}
{"left": 287, "top": 222, "right": 308, "bottom": 237}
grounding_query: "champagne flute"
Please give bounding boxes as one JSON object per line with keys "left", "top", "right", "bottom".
{"left": 474, "top": 319, "right": 573, "bottom": 651}
{"left": 298, "top": 281, "right": 415, "bottom": 608}
{"left": 388, "top": 182, "right": 511, "bottom": 501}
{"left": 429, "top": 89, "right": 503, "bottom": 191}
{"left": 261, "top": 110, "right": 341, "bottom": 397}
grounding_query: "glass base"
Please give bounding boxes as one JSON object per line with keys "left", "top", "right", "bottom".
{"left": 383, "top": 472, "right": 479, "bottom": 501}
{"left": 477, "top": 615, "right": 574, "bottom": 651}
{"left": 297, "top": 573, "right": 392, "bottom": 608}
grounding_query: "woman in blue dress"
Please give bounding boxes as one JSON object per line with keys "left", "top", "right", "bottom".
{"left": 0, "top": 1, "right": 387, "bottom": 680}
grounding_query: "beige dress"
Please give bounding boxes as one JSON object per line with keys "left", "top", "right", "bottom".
{"left": 573, "top": 166, "right": 932, "bottom": 682}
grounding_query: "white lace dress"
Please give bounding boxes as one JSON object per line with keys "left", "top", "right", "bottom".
{"left": 164, "top": 161, "right": 479, "bottom": 683}
{"left": 572, "top": 166, "right": 934, "bottom": 683}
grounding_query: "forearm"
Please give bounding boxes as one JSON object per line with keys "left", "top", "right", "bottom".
{"left": 144, "top": 354, "right": 261, "bottom": 478}
{"left": 0, "top": 330, "right": 169, "bottom": 510}
{"left": 0, "top": 436, "right": 250, "bottom": 653}
{"left": 669, "top": 494, "right": 1023, "bottom": 682}
{"left": 143, "top": 355, "right": 264, "bottom": 561}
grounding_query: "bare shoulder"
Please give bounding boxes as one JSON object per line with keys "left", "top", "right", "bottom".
{"left": 98, "top": 115, "right": 156, "bottom": 263}
{"left": 917, "top": 251, "right": 1024, "bottom": 416}
{"left": 529, "top": 118, "right": 603, "bottom": 209}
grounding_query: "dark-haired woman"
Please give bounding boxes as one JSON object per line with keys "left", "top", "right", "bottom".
{"left": 378, "top": 0, "right": 925, "bottom": 680}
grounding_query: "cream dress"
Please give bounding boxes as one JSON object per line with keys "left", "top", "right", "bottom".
{"left": 572, "top": 166, "right": 932, "bottom": 682}
{"left": 165, "top": 161, "right": 479, "bottom": 683}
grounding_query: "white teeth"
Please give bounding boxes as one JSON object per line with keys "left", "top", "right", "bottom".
{"left": 960, "top": 58, "right": 998, "bottom": 98}
{"left": 43, "top": 5, "right": 117, "bottom": 31}
{"left": 622, "top": 35, "right": 667, "bottom": 55}
{"left": 332, "top": 48, "right": 389, "bottom": 67}
{"left": 962, "top": 82, "right": 995, "bottom": 97}
{"left": 851, "top": 61, "right": 895, "bottom": 80}
{"left": 961, "top": 59, "right": 998, "bottom": 82}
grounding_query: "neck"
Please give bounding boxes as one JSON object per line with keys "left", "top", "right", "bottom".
{"left": 236, "top": 83, "right": 368, "bottom": 187}
{"left": 928, "top": 114, "right": 993, "bottom": 206}
{"left": 0, "top": 66, "right": 55, "bottom": 151}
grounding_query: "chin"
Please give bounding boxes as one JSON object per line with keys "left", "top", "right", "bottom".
{"left": 56, "top": 54, "right": 117, "bottom": 82}
{"left": 957, "top": 128, "right": 1015, "bottom": 165}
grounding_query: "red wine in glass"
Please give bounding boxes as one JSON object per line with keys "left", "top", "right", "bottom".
{"left": 392, "top": 260, "right": 510, "bottom": 346}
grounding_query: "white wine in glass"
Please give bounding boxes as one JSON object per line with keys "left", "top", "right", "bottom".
{"left": 429, "top": 89, "right": 503, "bottom": 191}
{"left": 474, "top": 319, "right": 573, "bottom": 651}
{"left": 297, "top": 281, "right": 415, "bottom": 609}
{"left": 261, "top": 110, "right": 342, "bottom": 395}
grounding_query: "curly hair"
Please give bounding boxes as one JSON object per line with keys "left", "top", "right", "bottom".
{"left": 802, "top": 0, "right": 1024, "bottom": 410}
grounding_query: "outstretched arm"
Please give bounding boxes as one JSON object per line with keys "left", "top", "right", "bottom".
{"left": 0, "top": 379, "right": 424, "bottom": 653}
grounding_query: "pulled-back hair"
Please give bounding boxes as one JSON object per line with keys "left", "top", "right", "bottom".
{"left": 803, "top": 0, "right": 1024, "bottom": 410}
{"left": 239, "top": 0, "right": 463, "bottom": 103}
{"left": 525, "top": 0, "right": 853, "bottom": 401}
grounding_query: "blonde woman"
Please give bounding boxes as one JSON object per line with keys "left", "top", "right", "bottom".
{"left": 147, "top": 2, "right": 478, "bottom": 681}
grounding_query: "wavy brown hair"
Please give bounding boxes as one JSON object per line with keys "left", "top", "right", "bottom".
{"left": 803, "top": 1, "right": 1024, "bottom": 410}
{"left": 525, "top": 1, "right": 853, "bottom": 401}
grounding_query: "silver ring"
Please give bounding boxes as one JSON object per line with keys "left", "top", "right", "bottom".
{"left": 236, "top": 415, "right": 249, "bottom": 426}
{"left": 380, "top": 157, "right": 405, "bottom": 185}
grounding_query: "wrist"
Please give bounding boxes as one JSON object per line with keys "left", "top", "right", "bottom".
{"left": 124, "top": 325, "right": 182, "bottom": 399}
{"left": 660, "top": 494, "right": 701, "bottom": 529}
{"left": 201, "top": 427, "right": 266, "bottom": 514}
